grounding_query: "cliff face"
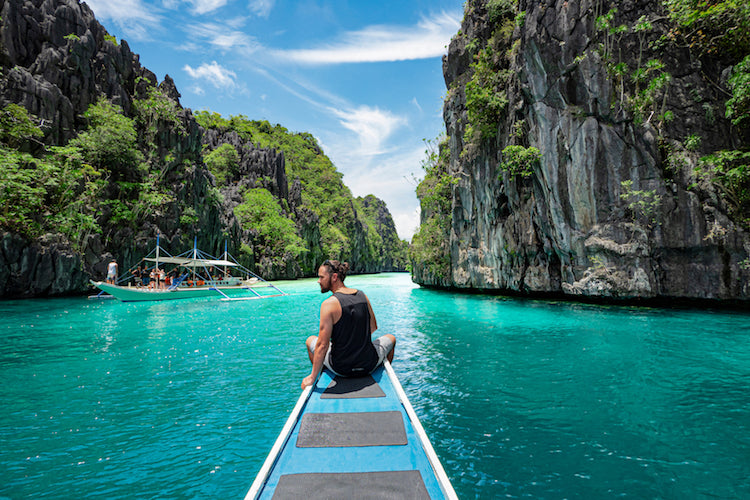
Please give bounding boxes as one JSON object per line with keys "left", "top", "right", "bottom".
{"left": 0, "top": 0, "right": 405, "bottom": 298}
{"left": 0, "top": 0, "right": 229, "bottom": 296}
{"left": 202, "top": 127, "right": 319, "bottom": 279}
{"left": 1, "top": 0, "right": 149, "bottom": 143}
{"left": 356, "top": 195, "right": 409, "bottom": 272}
{"left": 415, "top": 0, "right": 750, "bottom": 303}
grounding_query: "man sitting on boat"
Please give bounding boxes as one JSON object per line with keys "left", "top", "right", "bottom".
{"left": 302, "top": 260, "right": 396, "bottom": 389}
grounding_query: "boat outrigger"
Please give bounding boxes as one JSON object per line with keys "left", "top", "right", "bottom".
{"left": 246, "top": 361, "right": 458, "bottom": 499}
{"left": 91, "top": 238, "right": 287, "bottom": 302}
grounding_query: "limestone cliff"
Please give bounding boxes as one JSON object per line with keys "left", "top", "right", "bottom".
{"left": 413, "top": 0, "right": 750, "bottom": 304}
{"left": 0, "top": 0, "right": 405, "bottom": 298}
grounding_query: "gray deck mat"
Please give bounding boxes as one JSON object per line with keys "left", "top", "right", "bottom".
{"left": 296, "top": 411, "right": 407, "bottom": 447}
{"left": 321, "top": 375, "right": 386, "bottom": 399}
{"left": 271, "top": 470, "right": 430, "bottom": 499}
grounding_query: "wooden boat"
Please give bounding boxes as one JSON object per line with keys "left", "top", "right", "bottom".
{"left": 246, "top": 361, "right": 458, "bottom": 499}
{"left": 91, "top": 239, "right": 286, "bottom": 302}
{"left": 90, "top": 276, "right": 283, "bottom": 302}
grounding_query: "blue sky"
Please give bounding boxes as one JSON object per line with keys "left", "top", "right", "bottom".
{"left": 83, "top": 0, "right": 465, "bottom": 240}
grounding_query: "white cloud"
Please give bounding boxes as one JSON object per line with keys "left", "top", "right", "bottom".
{"left": 187, "top": 0, "right": 228, "bottom": 14}
{"left": 186, "top": 22, "right": 259, "bottom": 52}
{"left": 183, "top": 61, "right": 238, "bottom": 89}
{"left": 226, "top": 16, "right": 249, "bottom": 29}
{"left": 249, "top": 0, "right": 275, "bottom": 18}
{"left": 325, "top": 136, "right": 424, "bottom": 240}
{"left": 274, "top": 11, "right": 461, "bottom": 64}
{"left": 349, "top": 153, "right": 423, "bottom": 240}
{"left": 410, "top": 97, "right": 423, "bottom": 113}
{"left": 161, "top": 0, "right": 270, "bottom": 16}
{"left": 329, "top": 105, "right": 406, "bottom": 157}
{"left": 393, "top": 208, "right": 421, "bottom": 242}
{"left": 84, "top": 0, "right": 161, "bottom": 40}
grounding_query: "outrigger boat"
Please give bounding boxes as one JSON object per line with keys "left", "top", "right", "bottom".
{"left": 246, "top": 361, "right": 457, "bottom": 499}
{"left": 91, "top": 238, "right": 286, "bottom": 302}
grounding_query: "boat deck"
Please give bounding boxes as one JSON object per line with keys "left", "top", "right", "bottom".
{"left": 246, "top": 362, "right": 457, "bottom": 499}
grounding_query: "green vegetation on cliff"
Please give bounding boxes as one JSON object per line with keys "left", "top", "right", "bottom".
{"left": 75, "top": 98, "right": 179, "bottom": 230}
{"left": 234, "top": 187, "right": 308, "bottom": 266}
{"left": 195, "top": 111, "right": 408, "bottom": 272}
{"left": 499, "top": 145, "right": 541, "bottom": 178}
{"left": 663, "top": 1, "right": 750, "bottom": 226}
{"left": 664, "top": 0, "right": 750, "bottom": 59}
{"left": 462, "top": 2, "right": 516, "bottom": 151}
{"left": 0, "top": 103, "right": 104, "bottom": 249}
{"left": 204, "top": 143, "right": 239, "bottom": 185}
{"left": 410, "top": 137, "right": 455, "bottom": 280}
{"left": 354, "top": 194, "right": 409, "bottom": 270}
{"left": 71, "top": 98, "right": 142, "bottom": 176}
{"left": 725, "top": 55, "right": 750, "bottom": 128}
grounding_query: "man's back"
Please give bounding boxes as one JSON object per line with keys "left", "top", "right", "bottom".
{"left": 329, "top": 291, "right": 378, "bottom": 376}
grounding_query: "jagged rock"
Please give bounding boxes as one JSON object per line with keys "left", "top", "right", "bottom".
{"left": 0, "top": 0, "right": 149, "bottom": 143}
{"left": 0, "top": 232, "right": 89, "bottom": 297}
{"left": 158, "top": 74, "right": 181, "bottom": 106}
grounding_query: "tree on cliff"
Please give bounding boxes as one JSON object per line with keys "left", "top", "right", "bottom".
{"left": 0, "top": 103, "right": 104, "bottom": 250}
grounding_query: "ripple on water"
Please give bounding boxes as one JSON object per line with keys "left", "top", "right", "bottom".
{"left": 2, "top": 276, "right": 750, "bottom": 499}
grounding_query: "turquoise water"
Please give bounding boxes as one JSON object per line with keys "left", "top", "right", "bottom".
{"left": 1, "top": 273, "right": 749, "bottom": 499}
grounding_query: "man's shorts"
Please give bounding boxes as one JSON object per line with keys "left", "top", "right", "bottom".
{"left": 308, "top": 335, "right": 395, "bottom": 376}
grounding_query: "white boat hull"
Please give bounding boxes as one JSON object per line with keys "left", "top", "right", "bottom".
{"left": 91, "top": 281, "right": 280, "bottom": 302}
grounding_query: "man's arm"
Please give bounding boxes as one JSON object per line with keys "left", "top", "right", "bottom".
{"left": 301, "top": 298, "right": 336, "bottom": 388}
{"left": 365, "top": 294, "right": 377, "bottom": 334}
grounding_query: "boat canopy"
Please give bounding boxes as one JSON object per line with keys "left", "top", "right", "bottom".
{"left": 143, "top": 256, "right": 190, "bottom": 265}
{"left": 143, "top": 257, "right": 238, "bottom": 267}
{"left": 182, "top": 258, "right": 238, "bottom": 268}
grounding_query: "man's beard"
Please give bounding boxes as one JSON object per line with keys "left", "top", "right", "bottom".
{"left": 319, "top": 277, "right": 331, "bottom": 293}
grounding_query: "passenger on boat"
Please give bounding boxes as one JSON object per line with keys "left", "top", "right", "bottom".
{"left": 106, "top": 260, "right": 118, "bottom": 284}
{"left": 141, "top": 267, "right": 150, "bottom": 289}
{"left": 302, "top": 260, "right": 396, "bottom": 389}
{"left": 132, "top": 266, "right": 142, "bottom": 287}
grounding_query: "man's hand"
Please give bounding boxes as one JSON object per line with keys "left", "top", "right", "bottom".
{"left": 301, "top": 374, "right": 315, "bottom": 389}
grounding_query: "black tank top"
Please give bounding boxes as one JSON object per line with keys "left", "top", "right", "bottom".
{"left": 330, "top": 291, "right": 378, "bottom": 376}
